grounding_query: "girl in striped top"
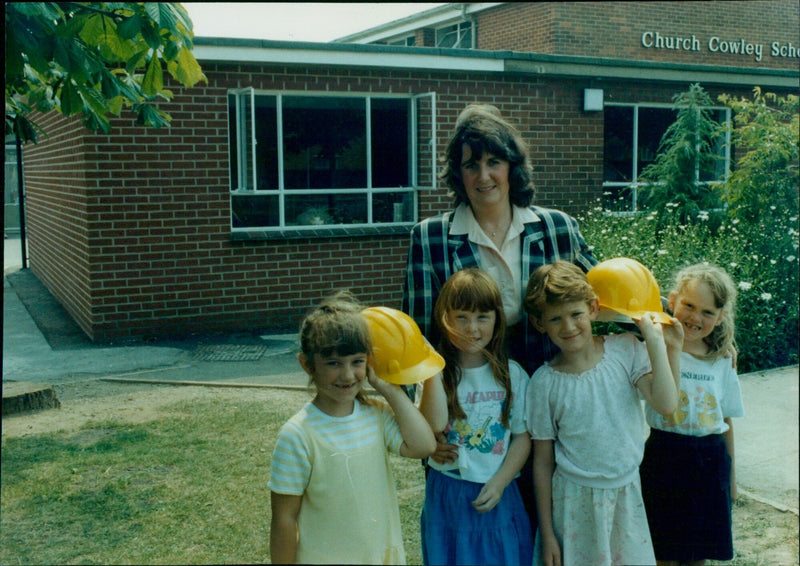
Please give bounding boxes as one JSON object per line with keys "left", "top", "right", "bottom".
{"left": 269, "top": 291, "right": 435, "bottom": 564}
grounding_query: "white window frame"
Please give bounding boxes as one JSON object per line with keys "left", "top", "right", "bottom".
{"left": 435, "top": 21, "right": 473, "bottom": 49}
{"left": 228, "top": 90, "right": 437, "bottom": 234}
{"left": 602, "top": 102, "right": 732, "bottom": 212}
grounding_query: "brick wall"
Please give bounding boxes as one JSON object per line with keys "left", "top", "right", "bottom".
{"left": 21, "top": 111, "right": 94, "bottom": 337}
{"left": 19, "top": 52, "right": 789, "bottom": 341}
{"left": 478, "top": 1, "right": 799, "bottom": 70}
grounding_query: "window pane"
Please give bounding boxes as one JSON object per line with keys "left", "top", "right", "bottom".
{"left": 437, "top": 23, "right": 471, "bottom": 48}
{"left": 282, "top": 97, "right": 366, "bottom": 190}
{"left": 637, "top": 107, "right": 676, "bottom": 177}
{"left": 436, "top": 24, "right": 457, "bottom": 47}
{"left": 286, "top": 194, "right": 367, "bottom": 226}
{"left": 603, "top": 106, "right": 633, "bottom": 183}
{"left": 371, "top": 99, "right": 409, "bottom": 188}
{"left": 459, "top": 23, "right": 472, "bottom": 48}
{"left": 373, "top": 192, "right": 414, "bottom": 223}
{"left": 232, "top": 194, "right": 279, "bottom": 228}
{"left": 254, "top": 96, "right": 279, "bottom": 190}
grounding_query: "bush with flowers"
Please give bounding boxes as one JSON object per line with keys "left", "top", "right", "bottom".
{"left": 577, "top": 200, "right": 798, "bottom": 374}
{"left": 577, "top": 87, "right": 799, "bottom": 374}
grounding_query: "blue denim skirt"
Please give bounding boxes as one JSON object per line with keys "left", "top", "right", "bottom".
{"left": 421, "top": 468, "right": 533, "bottom": 566}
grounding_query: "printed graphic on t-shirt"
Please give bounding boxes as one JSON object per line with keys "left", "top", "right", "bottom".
{"left": 666, "top": 385, "right": 720, "bottom": 429}
{"left": 444, "top": 390, "right": 508, "bottom": 454}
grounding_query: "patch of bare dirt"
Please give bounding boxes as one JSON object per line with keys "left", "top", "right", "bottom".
{"left": 3, "top": 379, "right": 797, "bottom": 565}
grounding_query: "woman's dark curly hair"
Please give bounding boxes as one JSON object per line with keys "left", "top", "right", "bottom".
{"left": 439, "top": 104, "right": 535, "bottom": 208}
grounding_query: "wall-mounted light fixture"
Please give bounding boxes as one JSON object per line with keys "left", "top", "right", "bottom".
{"left": 584, "top": 88, "right": 604, "bottom": 112}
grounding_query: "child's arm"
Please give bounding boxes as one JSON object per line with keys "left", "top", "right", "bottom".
{"left": 270, "top": 491, "right": 302, "bottom": 564}
{"left": 418, "top": 372, "right": 459, "bottom": 464}
{"left": 533, "top": 439, "right": 561, "bottom": 566}
{"left": 662, "top": 315, "right": 684, "bottom": 394}
{"left": 418, "top": 372, "right": 449, "bottom": 433}
{"left": 634, "top": 314, "right": 680, "bottom": 416}
{"left": 472, "top": 431, "right": 531, "bottom": 513}
{"left": 723, "top": 417, "right": 738, "bottom": 500}
{"left": 368, "top": 366, "right": 437, "bottom": 458}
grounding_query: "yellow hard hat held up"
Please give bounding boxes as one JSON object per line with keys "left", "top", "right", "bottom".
{"left": 587, "top": 257, "right": 672, "bottom": 325}
{"left": 361, "top": 307, "right": 445, "bottom": 385}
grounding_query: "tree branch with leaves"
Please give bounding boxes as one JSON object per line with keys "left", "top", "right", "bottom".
{"left": 5, "top": 2, "right": 207, "bottom": 143}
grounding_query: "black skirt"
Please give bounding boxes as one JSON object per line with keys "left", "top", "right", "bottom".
{"left": 640, "top": 428, "right": 734, "bottom": 562}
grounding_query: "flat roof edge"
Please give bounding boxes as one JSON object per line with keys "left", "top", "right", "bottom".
{"left": 192, "top": 38, "right": 799, "bottom": 87}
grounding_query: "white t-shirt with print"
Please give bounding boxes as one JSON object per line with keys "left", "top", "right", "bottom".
{"left": 646, "top": 351, "right": 744, "bottom": 436}
{"left": 429, "top": 359, "right": 529, "bottom": 484}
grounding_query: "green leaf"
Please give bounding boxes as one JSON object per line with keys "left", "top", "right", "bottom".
{"left": 142, "top": 55, "right": 163, "bottom": 95}
{"left": 135, "top": 103, "right": 171, "bottom": 128}
{"left": 157, "top": 3, "right": 179, "bottom": 35}
{"left": 144, "top": 3, "right": 161, "bottom": 27}
{"left": 140, "top": 20, "right": 161, "bottom": 50}
{"left": 166, "top": 48, "right": 207, "bottom": 87}
{"left": 116, "top": 14, "right": 142, "bottom": 40}
{"left": 60, "top": 79, "right": 84, "bottom": 116}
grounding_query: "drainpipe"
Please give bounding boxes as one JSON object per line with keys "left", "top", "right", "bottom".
{"left": 461, "top": 3, "right": 476, "bottom": 49}
{"left": 15, "top": 132, "right": 27, "bottom": 270}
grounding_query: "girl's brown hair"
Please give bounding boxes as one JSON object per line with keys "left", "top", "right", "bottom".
{"left": 439, "top": 104, "right": 536, "bottom": 208}
{"left": 433, "top": 268, "right": 513, "bottom": 427}
{"left": 298, "top": 290, "right": 373, "bottom": 405}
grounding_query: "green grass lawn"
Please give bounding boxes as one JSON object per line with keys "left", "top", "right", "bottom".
{"left": 0, "top": 389, "right": 426, "bottom": 564}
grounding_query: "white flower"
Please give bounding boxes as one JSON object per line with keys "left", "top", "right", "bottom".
{"left": 787, "top": 256, "right": 797, "bottom": 262}
{"left": 658, "top": 249, "right": 668, "bottom": 255}
{"left": 732, "top": 218, "right": 740, "bottom": 225}
{"left": 729, "top": 262, "right": 738, "bottom": 268}
{"left": 770, "top": 259, "right": 777, "bottom": 265}
{"left": 761, "top": 292, "right": 773, "bottom": 301}
{"left": 738, "top": 282, "right": 752, "bottom": 291}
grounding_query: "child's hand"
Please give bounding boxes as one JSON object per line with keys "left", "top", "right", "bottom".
{"left": 472, "top": 477, "right": 506, "bottom": 514}
{"left": 366, "top": 365, "right": 399, "bottom": 397}
{"left": 541, "top": 530, "right": 563, "bottom": 566}
{"left": 634, "top": 312, "right": 664, "bottom": 341}
{"left": 662, "top": 315, "right": 684, "bottom": 351}
{"left": 429, "top": 432, "right": 458, "bottom": 465}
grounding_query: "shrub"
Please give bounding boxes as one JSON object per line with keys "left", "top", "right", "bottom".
{"left": 577, "top": 198, "right": 799, "bottom": 374}
{"left": 639, "top": 83, "right": 724, "bottom": 227}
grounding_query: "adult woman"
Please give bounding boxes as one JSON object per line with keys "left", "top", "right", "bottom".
{"left": 402, "top": 104, "right": 596, "bottom": 540}
{"left": 402, "top": 104, "right": 596, "bottom": 374}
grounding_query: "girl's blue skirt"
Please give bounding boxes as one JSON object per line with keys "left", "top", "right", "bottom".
{"left": 421, "top": 468, "right": 533, "bottom": 566}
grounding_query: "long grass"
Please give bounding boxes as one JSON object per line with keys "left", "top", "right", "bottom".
{"left": 0, "top": 389, "right": 426, "bottom": 565}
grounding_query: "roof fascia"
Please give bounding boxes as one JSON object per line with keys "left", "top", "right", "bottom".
{"left": 192, "top": 40, "right": 505, "bottom": 72}
{"left": 193, "top": 38, "right": 799, "bottom": 89}
{"left": 505, "top": 55, "right": 800, "bottom": 89}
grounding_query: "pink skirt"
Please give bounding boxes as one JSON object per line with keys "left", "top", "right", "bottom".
{"left": 534, "top": 469, "right": 656, "bottom": 566}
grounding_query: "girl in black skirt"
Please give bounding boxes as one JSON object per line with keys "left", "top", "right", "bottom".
{"left": 640, "top": 264, "right": 744, "bottom": 566}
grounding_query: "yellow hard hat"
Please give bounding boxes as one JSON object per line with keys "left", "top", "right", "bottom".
{"left": 361, "top": 306, "right": 445, "bottom": 385}
{"left": 587, "top": 258, "right": 672, "bottom": 324}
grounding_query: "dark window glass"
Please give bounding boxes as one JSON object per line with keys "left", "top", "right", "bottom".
{"left": 603, "top": 106, "right": 633, "bottom": 183}
{"left": 371, "top": 98, "right": 410, "bottom": 188}
{"left": 282, "top": 97, "right": 366, "bottom": 190}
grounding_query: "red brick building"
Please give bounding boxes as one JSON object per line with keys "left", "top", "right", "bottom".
{"left": 19, "top": 2, "right": 799, "bottom": 341}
